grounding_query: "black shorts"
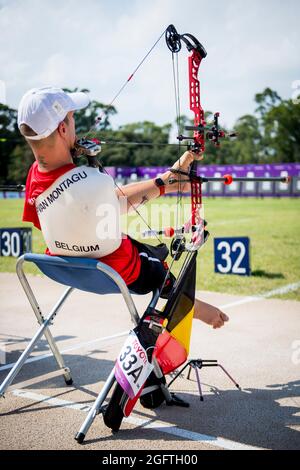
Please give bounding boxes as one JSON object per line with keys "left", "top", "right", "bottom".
{"left": 127, "top": 239, "right": 176, "bottom": 299}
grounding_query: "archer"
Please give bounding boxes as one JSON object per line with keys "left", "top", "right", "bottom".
{"left": 18, "top": 86, "right": 228, "bottom": 330}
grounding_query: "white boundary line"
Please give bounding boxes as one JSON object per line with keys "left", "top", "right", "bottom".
{"left": 0, "top": 331, "right": 128, "bottom": 372}
{"left": 12, "top": 389, "right": 261, "bottom": 450}
{"left": 219, "top": 281, "right": 300, "bottom": 310}
{"left": 1, "top": 281, "right": 299, "bottom": 372}
{"left": 260, "top": 281, "right": 300, "bottom": 298}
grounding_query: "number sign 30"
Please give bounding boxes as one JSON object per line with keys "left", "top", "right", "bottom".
{"left": 0, "top": 228, "right": 32, "bottom": 258}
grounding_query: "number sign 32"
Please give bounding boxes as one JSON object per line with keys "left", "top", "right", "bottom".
{"left": 214, "top": 237, "right": 250, "bottom": 276}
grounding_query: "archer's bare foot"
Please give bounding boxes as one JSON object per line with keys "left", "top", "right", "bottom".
{"left": 194, "top": 299, "right": 229, "bottom": 329}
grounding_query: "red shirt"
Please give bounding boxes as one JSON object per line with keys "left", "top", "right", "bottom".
{"left": 23, "top": 162, "right": 141, "bottom": 285}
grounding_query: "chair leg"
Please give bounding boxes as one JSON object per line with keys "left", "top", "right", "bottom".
{"left": 16, "top": 257, "right": 74, "bottom": 385}
{"left": 75, "top": 368, "right": 116, "bottom": 444}
{"left": 0, "top": 287, "right": 73, "bottom": 397}
{"left": 42, "top": 327, "right": 72, "bottom": 385}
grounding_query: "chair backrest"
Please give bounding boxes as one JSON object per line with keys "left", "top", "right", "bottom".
{"left": 24, "top": 254, "right": 122, "bottom": 295}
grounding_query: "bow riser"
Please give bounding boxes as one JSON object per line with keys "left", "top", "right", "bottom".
{"left": 188, "top": 49, "right": 205, "bottom": 228}
{"left": 188, "top": 50, "right": 206, "bottom": 154}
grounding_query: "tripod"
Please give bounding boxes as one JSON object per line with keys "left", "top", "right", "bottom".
{"left": 167, "top": 359, "right": 241, "bottom": 401}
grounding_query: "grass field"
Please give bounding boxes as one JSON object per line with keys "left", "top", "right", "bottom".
{"left": 0, "top": 197, "right": 299, "bottom": 300}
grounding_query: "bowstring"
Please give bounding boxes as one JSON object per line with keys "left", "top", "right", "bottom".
{"left": 172, "top": 52, "right": 183, "bottom": 235}
{"left": 100, "top": 165, "right": 162, "bottom": 245}
{"left": 87, "top": 28, "right": 168, "bottom": 246}
{"left": 81, "top": 26, "right": 188, "bottom": 296}
{"left": 84, "top": 29, "right": 166, "bottom": 140}
{"left": 155, "top": 49, "right": 190, "bottom": 298}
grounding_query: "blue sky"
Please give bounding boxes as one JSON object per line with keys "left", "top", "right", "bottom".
{"left": 0, "top": 0, "right": 299, "bottom": 132}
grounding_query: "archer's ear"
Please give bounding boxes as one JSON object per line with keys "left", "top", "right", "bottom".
{"left": 57, "top": 121, "right": 67, "bottom": 138}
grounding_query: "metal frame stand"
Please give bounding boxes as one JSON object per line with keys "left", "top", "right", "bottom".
{"left": 0, "top": 253, "right": 163, "bottom": 444}
{"left": 0, "top": 254, "right": 145, "bottom": 401}
{"left": 0, "top": 258, "right": 75, "bottom": 398}
{"left": 75, "top": 289, "right": 162, "bottom": 444}
{"left": 168, "top": 359, "right": 241, "bottom": 401}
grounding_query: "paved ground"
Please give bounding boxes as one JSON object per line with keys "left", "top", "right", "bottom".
{"left": 0, "top": 272, "right": 299, "bottom": 450}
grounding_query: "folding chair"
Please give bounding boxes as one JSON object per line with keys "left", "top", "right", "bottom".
{"left": 0, "top": 253, "right": 160, "bottom": 441}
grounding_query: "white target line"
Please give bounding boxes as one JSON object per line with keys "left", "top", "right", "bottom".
{"left": 12, "top": 388, "right": 262, "bottom": 450}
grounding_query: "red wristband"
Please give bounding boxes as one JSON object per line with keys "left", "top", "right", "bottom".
{"left": 154, "top": 177, "right": 166, "bottom": 196}
{"left": 158, "top": 185, "right": 166, "bottom": 196}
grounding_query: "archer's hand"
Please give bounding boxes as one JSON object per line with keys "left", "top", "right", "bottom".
{"left": 194, "top": 299, "right": 229, "bottom": 329}
{"left": 211, "top": 310, "right": 229, "bottom": 329}
{"left": 163, "top": 150, "right": 204, "bottom": 194}
{"left": 172, "top": 150, "right": 204, "bottom": 173}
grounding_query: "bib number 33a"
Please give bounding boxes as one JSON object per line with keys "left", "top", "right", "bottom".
{"left": 115, "top": 331, "right": 153, "bottom": 399}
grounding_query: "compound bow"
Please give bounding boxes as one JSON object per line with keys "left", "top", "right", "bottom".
{"left": 101, "top": 25, "right": 242, "bottom": 431}
{"left": 97, "top": 25, "right": 291, "bottom": 433}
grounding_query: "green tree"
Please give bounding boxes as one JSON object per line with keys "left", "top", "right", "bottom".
{"left": 96, "top": 121, "right": 174, "bottom": 166}
{"left": 1, "top": 86, "right": 299, "bottom": 185}
{"left": 63, "top": 88, "right": 117, "bottom": 134}
{"left": 229, "top": 114, "right": 262, "bottom": 164}
{"left": 7, "top": 144, "right": 34, "bottom": 184}
{"left": 0, "top": 104, "right": 23, "bottom": 183}
{"left": 255, "top": 88, "right": 300, "bottom": 162}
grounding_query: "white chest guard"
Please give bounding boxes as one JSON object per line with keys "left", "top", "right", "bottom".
{"left": 35, "top": 166, "right": 121, "bottom": 258}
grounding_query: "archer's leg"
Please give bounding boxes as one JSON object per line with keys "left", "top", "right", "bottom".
{"left": 194, "top": 298, "right": 229, "bottom": 329}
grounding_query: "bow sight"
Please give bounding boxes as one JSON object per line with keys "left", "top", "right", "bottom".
{"left": 184, "top": 112, "right": 238, "bottom": 148}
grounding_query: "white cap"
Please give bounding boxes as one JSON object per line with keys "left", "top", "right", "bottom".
{"left": 18, "top": 86, "right": 90, "bottom": 140}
